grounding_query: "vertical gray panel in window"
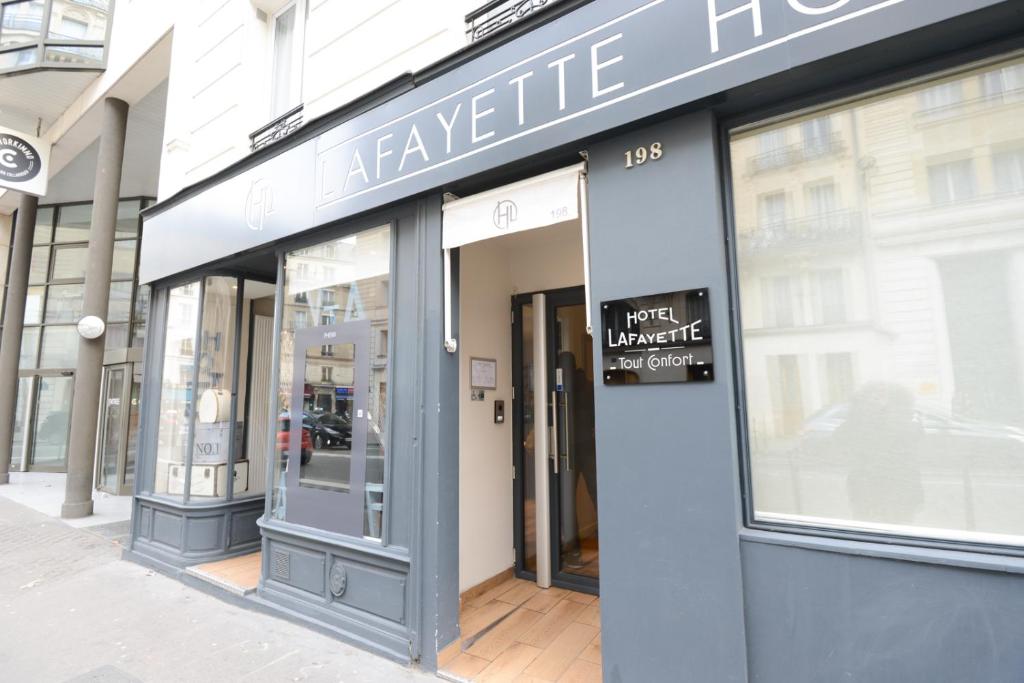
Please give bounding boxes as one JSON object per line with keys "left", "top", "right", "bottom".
{"left": 44, "top": 283, "right": 84, "bottom": 323}
{"left": 115, "top": 200, "right": 141, "bottom": 237}
{"left": 108, "top": 281, "right": 132, "bottom": 322}
{"left": 24, "top": 286, "right": 44, "bottom": 324}
{"left": 19, "top": 327, "right": 39, "bottom": 369}
{"left": 111, "top": 240, "right": 136, "bottom": 280}
{"left": 28, "top": 246, "right": 49, "bottom": 284}
{"left": 105, "top": 323, "right": 128, "bottom": 351}
{"left": 33, "top": 207, "right": 54, "bottom": 244}
{"left": 54, "top": 204, "right": 91, "bottom": 243}
{"left": 51, "top": 244, "right": 88, "bottom": 281}
{"left": 39, "top": 325, "right": 78, "bottom": 368}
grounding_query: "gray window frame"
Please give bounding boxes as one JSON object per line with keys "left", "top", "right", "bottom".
{"left": 261, "top": 214, "right": 399, "bottom": 544}
{"left": 0, "top": 0, "right": 114, "bottom": 75}
{"left": 721, "top": 48, "right": 1024, "bottom": 559}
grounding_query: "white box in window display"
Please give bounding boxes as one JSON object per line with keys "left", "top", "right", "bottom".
{"left": 192, "top": 422, "right": 245, "bottom": 464}
{"left": 167, "top": 461, "right": 249, "bottom": 496}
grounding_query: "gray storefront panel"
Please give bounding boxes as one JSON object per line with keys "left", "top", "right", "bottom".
{"left": 139, "top": 0, "right": 1006, "bottom": 283}
{"left": 129, "top": 0, "right": 1024, "bottom": 679}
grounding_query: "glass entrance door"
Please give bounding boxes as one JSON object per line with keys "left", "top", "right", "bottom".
{"left": 548, "top": 289, "right": 598, "bottom": 590}
{"left": 96, "top": 363, "right": 141, "bottom": 495}
{"left": 29, "top": 373, "right": 74, "bottom": 471}
{"left": 513, "top": 287, "right": 599, "bottom": 593}
{"left": 98, "top": 366, "right": 126, "bottom": 492}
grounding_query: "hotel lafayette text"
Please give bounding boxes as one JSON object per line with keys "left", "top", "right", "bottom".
{"left": 316, "top": 0, "right": 905, "bottom": 207}
{"left": 601, "top": 288, "right": 714, "bottom": 385}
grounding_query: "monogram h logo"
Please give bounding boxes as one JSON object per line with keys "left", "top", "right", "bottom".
{"left": 245, "top": 178, "right": 274, "bottom": 231}
{"left": 493, "top": 199, "right": 518, "bottom": 230}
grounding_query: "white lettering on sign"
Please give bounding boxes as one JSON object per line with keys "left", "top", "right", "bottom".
{"left": 606, "top": 320, "right": 703, "bottom": 348}
{"left": 317, "top": 0, "right": 905, "bottom": 210}
{"left": 313, "top": 0, "right": 906, "bottom": 211}
{"left": 607, "top": 303, "right": 704, "bottom": 349}
{"left": 707, "top": 0, "right": 763, "bottom": 54}
{"left": 615, "top": 352, "right": 701, "bottom": 372}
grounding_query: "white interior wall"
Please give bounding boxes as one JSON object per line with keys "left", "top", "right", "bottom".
{"left": 458, "top": 220, "right": 584, "bottom": 593}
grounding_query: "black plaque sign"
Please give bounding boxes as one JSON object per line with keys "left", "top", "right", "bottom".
{"left": 601, "top": 288, "right": 713, "bottom": 385}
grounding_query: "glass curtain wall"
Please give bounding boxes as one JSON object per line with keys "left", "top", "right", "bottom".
{"left": 0, "top": 0, "right": 111, "bottom": 72}
{"left": 730, "top": 54, "right": 1024, "bottom": 547}
{"left": 272, "top": 224, "right": 391, "bottom": 539}
{"left": 150, "top": 276, "right": 272, "bottom": 504}
{"left": 4, "top": 199, "right": 148, "bottom": 472}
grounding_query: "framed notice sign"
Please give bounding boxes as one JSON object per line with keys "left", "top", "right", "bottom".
{"left": 470, "top": 357, "right": 498, "bottom": 390}
{"left": 601, "top": 288, "right": 713, "bottom": 385}
{"left": 0, "top": 125, "right": 50, "bottom": 197}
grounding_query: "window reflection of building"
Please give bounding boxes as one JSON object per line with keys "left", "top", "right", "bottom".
{"left": 0, "top": 0, "right": 110, "bottom": 71}
{"left": 731, "top": 55, "right": 1024, "bottom": 544}
{"left": 274, "top": 225, "right": 391, "bottom": 537}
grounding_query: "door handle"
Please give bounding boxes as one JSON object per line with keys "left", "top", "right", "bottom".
{"left": 550, "top": 390, "right": 559, "bottom": 474}
{"left": 561, "top": 390, "right": 572, "bottom": 472}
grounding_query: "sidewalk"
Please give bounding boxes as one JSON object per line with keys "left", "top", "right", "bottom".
{"left": 0, "top": 495, "right": 435, "bottom": 682}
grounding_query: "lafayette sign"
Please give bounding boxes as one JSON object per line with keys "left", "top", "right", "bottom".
{"left": 601, "top": 288, "right": 714, "bottom": 385}
{"left": 140, "top": 0, "right": 996, "bottom": 282}
{"left": 0, "top": 125, "right": 50, "bottom": 197}
{"left": 315, "top": 0, "right": 914, "bottom": 210}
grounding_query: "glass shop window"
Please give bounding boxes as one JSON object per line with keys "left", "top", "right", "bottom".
{"left": 154, "top": 282, "right": 200, "bottom": 500}
{"left": 729, "top": 54, "right": 1024, "bottom": 548}
{"left": 189, "top": 277, "right": 239, "bottom": 502}
{"left": 150, "top": 276, "right": 275, "bottom": 502}
{"left": 272, "top": 224, "right": 391, "bottom": 539}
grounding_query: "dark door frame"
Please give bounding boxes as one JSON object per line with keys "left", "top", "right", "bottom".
{"left": 511, "top": 285, "right": 599, "bottom": 595}
{"left": 95, "top": 362, "right": 139, "bottom": 496}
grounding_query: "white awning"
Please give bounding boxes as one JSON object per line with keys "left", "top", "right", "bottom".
{"left": 441, "top": 162, "right": 585, "bottom": 250}
{"left": 441, "top": 160, "right": 591, "bottom": 354}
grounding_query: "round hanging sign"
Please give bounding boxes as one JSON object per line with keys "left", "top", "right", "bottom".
{"left": 0, "top": 133, "right": 42, "bottom": 184}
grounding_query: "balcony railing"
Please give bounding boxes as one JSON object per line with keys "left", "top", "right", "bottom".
{"left": 465, "top": 0, "right": 562, "bottom": 43}
{"left": 747, "top": 132, "right": 845, "bottom": 174}
{"left": 739, "top": 210, "right": 862, "bottom": 255}
{"left": 249, "top": 104, "right": 303, "bottom": 152}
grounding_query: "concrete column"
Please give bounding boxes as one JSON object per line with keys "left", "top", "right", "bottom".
{"left": 0, "top": 193, "right": 38, "bottom": 485}
{"left": 62, "top": 97, "right": 128, "bottom": 518}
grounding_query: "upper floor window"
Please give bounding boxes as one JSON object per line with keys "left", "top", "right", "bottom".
{"left": 918, "top": 81, "right": 963, "bottom": 113}
{"left": 981, "top": 63, "right": 1024, "bottom": 102}
{"left": 801, "top": 116, "right": 833, "bottom": 156}
{"left": 993, "top": 148, "right": 1024, "bottom": 195}
{"left": 758, "top": 191, "right": 787, "bottom": 227}
{"left": 270, "top": 0, "right": 305, "bottom": 118}
{"left": 928, "top": 158, "right": 977, "bottom": 205}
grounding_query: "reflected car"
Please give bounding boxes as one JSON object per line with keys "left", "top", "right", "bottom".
{"left": 306, "top": 411, "right": 352, "bottom": 449}
{"left": 799, "top": 402, "right": 1024, "bottom": 457}
{"left": 277, "top": 413, "right": 313, "bottom": 465}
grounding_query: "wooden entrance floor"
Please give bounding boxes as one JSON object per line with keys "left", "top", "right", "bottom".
{"left": 439, "top": 578, "right": 601, "bottom": 682}
{"left": 186, "top": 551, "right": 261, "bottom": 596}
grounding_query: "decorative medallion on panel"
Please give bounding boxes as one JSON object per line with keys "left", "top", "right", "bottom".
{"left": 329, "top": 560, "right": 348, "bottom": 598}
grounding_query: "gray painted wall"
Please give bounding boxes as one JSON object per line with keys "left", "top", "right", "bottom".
{"left": 585, "top": 102, "right": 1024, "bottom": 683}
{"left": 587, "top": 112, "right": 748, "bottom": 681}
{"left": 741, "top": 538, "right": 1024, "bottom": 682}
